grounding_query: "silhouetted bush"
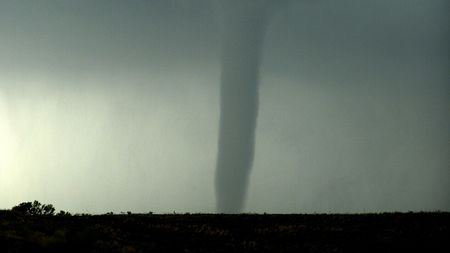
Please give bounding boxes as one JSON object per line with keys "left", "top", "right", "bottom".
{"left": 41, "top": 203, "right": 55, "bottom": 215}
{"left": 12, "top": 200, "right": 55, "bottom": 215}
{"left": 57, "top": 210, "right": 72, "bottom": 216}
{"left": 11, "top": 202, "right": 33, "bottom": 215}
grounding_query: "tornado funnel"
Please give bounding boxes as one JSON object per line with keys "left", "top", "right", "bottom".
{"left": 215, "top": 1, "right": 272, "bottom": 213}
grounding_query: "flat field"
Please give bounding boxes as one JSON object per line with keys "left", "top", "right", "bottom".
{"left": 1, "top": 211, "right": 448, "bottom": 252}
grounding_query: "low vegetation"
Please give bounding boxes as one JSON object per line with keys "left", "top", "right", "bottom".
{"left": 11, "top": 201, "right": 56, "bottom": 216}
{"left": 1, "top": 201, "right": 449, "bottom": 252}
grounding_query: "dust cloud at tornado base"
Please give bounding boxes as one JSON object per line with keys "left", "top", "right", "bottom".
{"left": 0, "top": 0, "right": 448, "bottom": 213}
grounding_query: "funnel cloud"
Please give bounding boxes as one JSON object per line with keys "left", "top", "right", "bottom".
{"left": 215, "top": 1, "right": 282, "bottom": 213}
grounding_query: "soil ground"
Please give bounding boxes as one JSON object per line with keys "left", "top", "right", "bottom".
{"left": 1, "top": 210, "right": 448, "bottom": 252}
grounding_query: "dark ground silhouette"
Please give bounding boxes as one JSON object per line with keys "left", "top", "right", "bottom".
{"left": 1, "top": 209, "right": 448, "bottom": 252}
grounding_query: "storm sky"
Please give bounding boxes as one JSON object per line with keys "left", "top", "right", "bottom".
{"left": 0, "top": 0, "right": 449, "bottom": 214}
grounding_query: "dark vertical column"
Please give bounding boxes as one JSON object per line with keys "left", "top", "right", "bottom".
{"left": 215, "top": 2, "right": 269, "bottom": 213}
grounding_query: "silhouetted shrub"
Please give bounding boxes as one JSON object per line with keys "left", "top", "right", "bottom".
{"left": 57, "top": 210, "right": 72, "bottom": 216}
{"left": 41, "top": 203, "right": 55, "bottom": 215}
{"left": 12, "top": 200, "right": 55, "bottom": 215}
{"left": 11, "top": 202, "right": 33, "bottom": 214}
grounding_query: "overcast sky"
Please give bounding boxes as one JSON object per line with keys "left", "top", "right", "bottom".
{"left": 0, "top": 0, "right": 448, "bottom": 213}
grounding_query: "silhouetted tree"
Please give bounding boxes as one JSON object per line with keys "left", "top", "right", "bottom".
{"left": 12, "top": 200, "right": 55, "bottom": 215}
{"left": 41, "top": 203, "right": 55, "bottom": 215}
{"left": 11, "top": 202, "right": 33, "bottom": 215}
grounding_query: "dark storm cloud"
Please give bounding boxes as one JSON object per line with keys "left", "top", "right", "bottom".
{"left": 264, "top": 0, "right": 449, "bottom": 87}
{"left": 0, "top": 0, "right": 218, "bottom": 78}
